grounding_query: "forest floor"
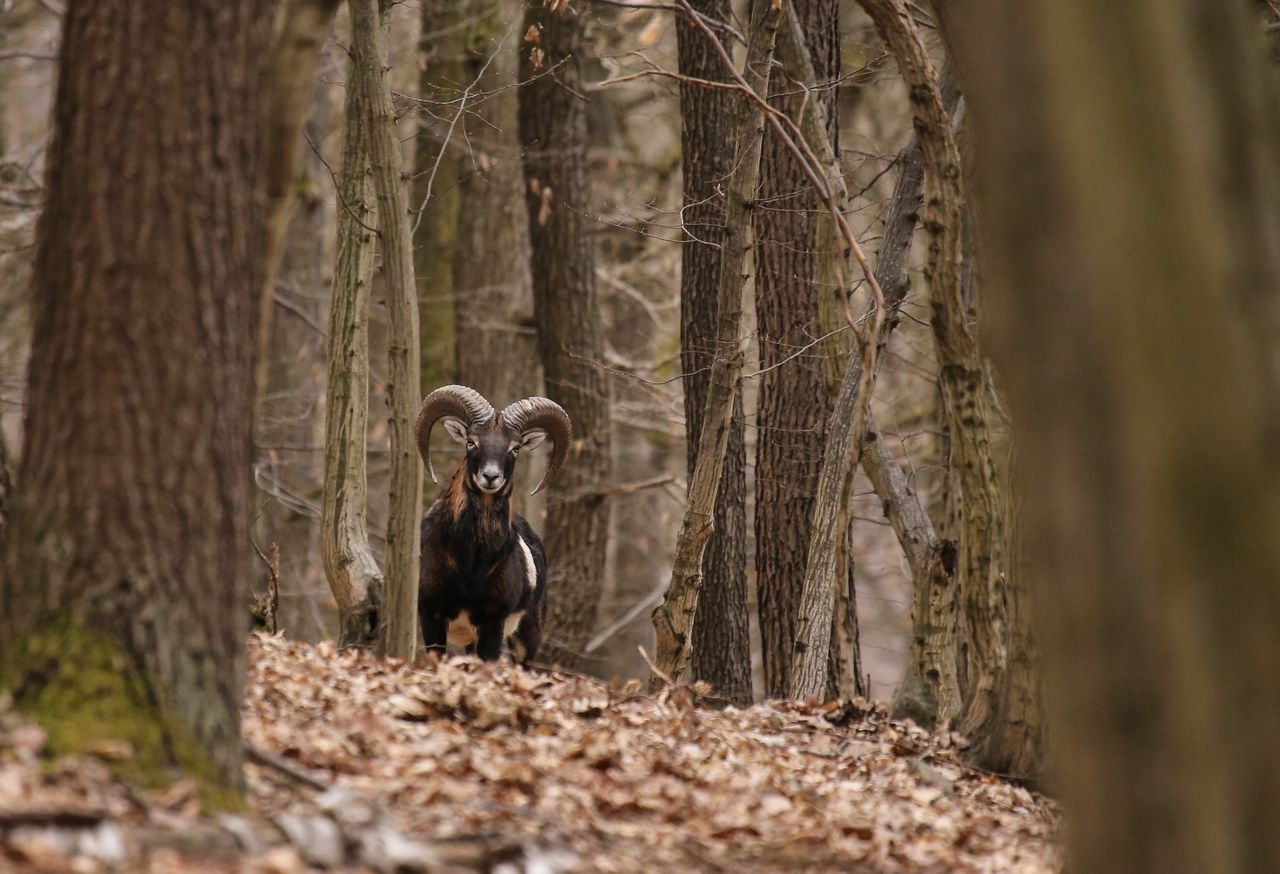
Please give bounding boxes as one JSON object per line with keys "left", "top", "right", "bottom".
{"left": 0, "top": 634, "right": 1060, "bottom": 872}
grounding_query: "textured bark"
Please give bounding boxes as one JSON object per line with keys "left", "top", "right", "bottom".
{"left": 814, "top": 31, "right": 863, "bottom": 704}
{"left": 943, "top": 0, "right": 1280, "bottom": 866}
{"left": 862, "top": 117, "right": 964, "bottom": 722}
{"left": 453, "top": 0, "right": 541, "bottom": 408}
{"left": 413, "top": 0, "right": 461, "bottom": 395}
{"left": 770, "top": 11, "right": 867, "bottom": 698}
{"left": 784, "top": 54, "right": 959, "bottom": 700}
{"left": 771, "top": 4, "right": 878, "bottom": 702}
{"left": 351, "top": 0, "right": 422, "bottom": 660}
{"left": 0, "top": 427, "right": 10, "bottom": 547}
{"left": 0, "top": 0, "right": 276, "bottom": 793}
{"left": 322, "top": 42, "right": 384, "bottom": 648}
{"left": 829, "top": 513, "right": 865, "bottom": 699}
{"left": 676, "top": 0, "right": 751, "bottom": 705}
{"left": 862, "top": 424, "right": 961, "bottom": 722}
{"left": 754, "top": 0, "right": 839, "bottom": 699}
{"left": 651, "top": 0, "right": 781, "bottom": 688}
{"left": 518, "top": 0, "right": 612, "bottom": 668}
{"left": 860, "top": 0, "right": 1028, "bottom": 771}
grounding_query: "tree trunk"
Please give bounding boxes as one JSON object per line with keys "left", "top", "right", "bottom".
{"left": 454, "top": 0, "right": 541, "bottom": 408}
{"left": 829, "top": 512, "right": 865, "bottom": 699}
{"left": 945, "top": 0, "right": 1280, "bottom": 866}
{"left": 518, "top": 0, "right": 613, "bottom": 668}
{"left": 859, "top": 105, "right": 964, "bottom": 723}
{"left": 452, "top": 0, "right": 544, "bottom": 510}
{"left": 0, "top": 426, "right": 11, "bottom": 544}
{"left": 857, "top": 0, "right": 1032, "bottom": 772}
{"left": 650, "top": 0, "right": 781, "bottom": 689}
{"left": 0, "top": 0, "right": 277, "bottom": 799}
{"left": 776, "top": 7, "right": 927, "bottom": 701}
{"left": 817, "top": 31, "right": 863, "bottom": 705}
{"left": 753, "top": 0, "right": 839, "bottom": 699}
{"left": 351, "top": 0, "right": 422, "bottom": 661}
{"left": 413, "top": 0, "right": 461, "bottom": 395}
{"left": 862, "top": 423, "right": 961, "bottom": 723}
{"left": 322, "top": 36, "right": 384, "bottom": 648}
{"left": 676, "top": 0, "right": 752, "bottom": 705}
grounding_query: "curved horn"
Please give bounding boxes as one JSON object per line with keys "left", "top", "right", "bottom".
{"left": 500, "top": 397, "right": 572, "bottom": 495}
{"left": 416, "top": 385, "right": 495, "bottom": 483}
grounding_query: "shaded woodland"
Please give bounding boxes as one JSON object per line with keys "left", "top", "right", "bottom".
{"left": 0, "top": 0, "right": 1278, "bottom": 870}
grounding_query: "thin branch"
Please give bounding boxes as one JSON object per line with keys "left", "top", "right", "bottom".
{"left": 585, "top": 582, "right": 668, "bottom": 652}
{"left": 410, "top": 19, "right": 512, "bottom": 236}
{"left": 590, "top": 0, "right": 747, "bottom": 46}
{"left": 0, "top": 50, "right": 57, "bottom": 62}
{"left": 244, "top": 742, "right": 332, "bottom": 792}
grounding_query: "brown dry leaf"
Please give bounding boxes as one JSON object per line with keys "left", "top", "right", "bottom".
{"left": 387, "top": 694, "right": 431, "bottom": 721}
{"left": 637, "top": 14, "right": 664, "bottom": 47}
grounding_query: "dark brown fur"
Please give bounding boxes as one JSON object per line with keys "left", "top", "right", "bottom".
{"left": 418, "top": 462, "right": 547, "bottom": 662}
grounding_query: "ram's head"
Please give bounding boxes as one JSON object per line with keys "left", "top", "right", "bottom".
{"left": 416, "top": 384, "right": 572, "bottom": 495}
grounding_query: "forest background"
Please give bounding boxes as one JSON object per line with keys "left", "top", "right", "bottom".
{"left": 2, "top": 1, "right": 1280, "bottom": 870}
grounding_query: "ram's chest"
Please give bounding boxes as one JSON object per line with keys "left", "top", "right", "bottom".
{"left": 439, "top": 534, "right": 538, "bottom": 647}
{"left": 446, "top": 611, "right": 526, "bottom": 646}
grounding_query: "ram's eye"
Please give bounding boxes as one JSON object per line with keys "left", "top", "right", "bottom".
{"left": 466, "top": 439, "right": 477, "bottom": 452}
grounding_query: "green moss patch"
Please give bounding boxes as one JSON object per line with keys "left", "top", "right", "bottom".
{"left": 3, "top": 617, "right": 243, "bottom": 811}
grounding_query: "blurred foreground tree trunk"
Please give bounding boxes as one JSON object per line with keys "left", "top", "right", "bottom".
{"left": 676, "top": 0, "right": 752, "bottom": 705}
{"left": 519, "top": 0, "right": 613, "bottom": 668}
{"left": 0, "top": 0, "right": 285, "bottom": 799}
{"left": 945, "top": 0, "right": 1280, "bottom": 869}
{"left": 0, "top": 428, "right": 10, "bottom": 543}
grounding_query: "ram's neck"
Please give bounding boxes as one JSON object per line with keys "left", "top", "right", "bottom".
{"left": 439, "top": 466, "right": 514, "bottom": 559}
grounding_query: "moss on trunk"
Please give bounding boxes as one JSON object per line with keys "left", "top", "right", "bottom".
{"left": 4, "top": 618, "right": 243, "bottom": 811}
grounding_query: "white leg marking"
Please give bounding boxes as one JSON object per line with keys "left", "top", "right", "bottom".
{"left": 447, "top": 611, "right": 478, "bottom": 647}
{"left": 504, "top": 610, "right": 525, "bottom": 640}
{"left": 517, "top": 535, "right": 537, "bottom": 590}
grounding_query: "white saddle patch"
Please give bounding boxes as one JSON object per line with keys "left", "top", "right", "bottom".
{"left": 446, "top": 612, "right": 478, "bottom": 647}
{"left": 517, "top": 535, "right": 537, "bottom": 590}
{"left": 447, "top": 609, "right": 525, "bottom": 649}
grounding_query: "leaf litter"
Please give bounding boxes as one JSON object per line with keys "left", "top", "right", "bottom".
{"left": 0, "top": 634, "right": 1061, "bottom": 872}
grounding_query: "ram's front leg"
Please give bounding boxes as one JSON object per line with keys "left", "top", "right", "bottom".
{"left": 475, "top": 619, "right": 506, "bottom": 661}
{"left": 421, "top": 611, "right": 448, "bottom": 655}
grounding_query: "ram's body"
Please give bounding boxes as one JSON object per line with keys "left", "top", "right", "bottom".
{"left": 418, "top": 464, "right": 547, "bottom": 662}
{"left": 414, "top": 385, "right": 569, "bottom": 664}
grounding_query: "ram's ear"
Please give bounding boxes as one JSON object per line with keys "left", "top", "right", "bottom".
{"left": 442, "top": 417, "right": 470, "bottom": 444}
{"left": 520, "top": 429, "right": 548, "bottom": 452}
